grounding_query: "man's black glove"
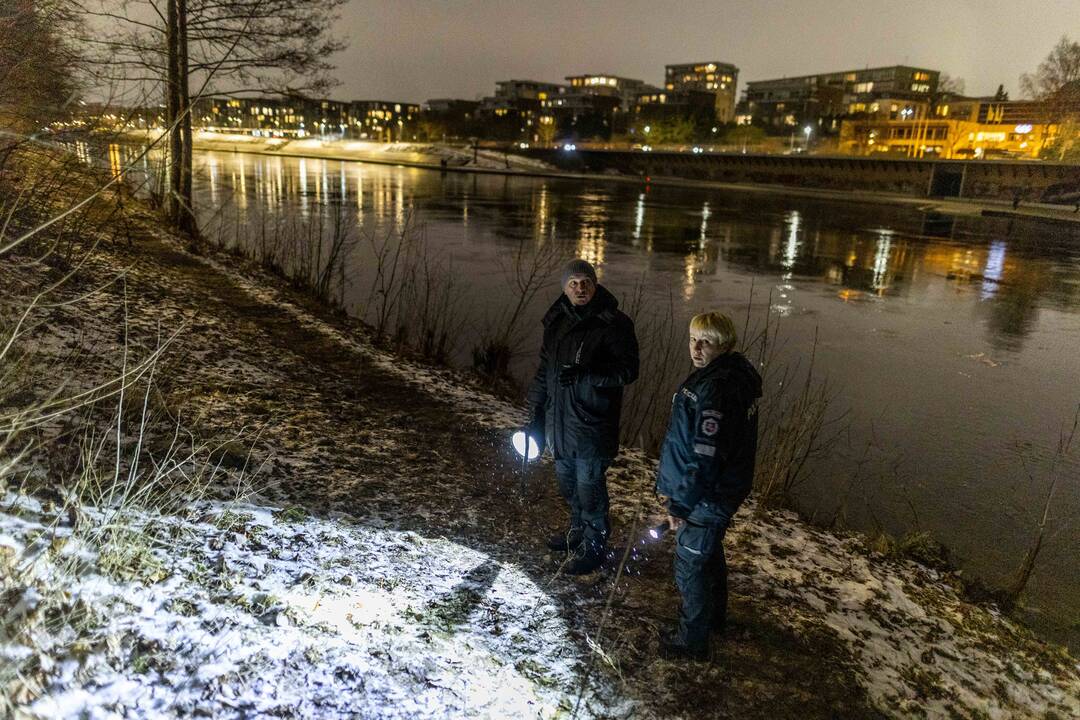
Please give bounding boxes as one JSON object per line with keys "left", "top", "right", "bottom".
{"left": 558, "top": 365, "right": 584, "bottom": 387}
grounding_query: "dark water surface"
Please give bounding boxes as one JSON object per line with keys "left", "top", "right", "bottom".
{"left": 127, "top": 146, "right": 1080, "bottom": 645}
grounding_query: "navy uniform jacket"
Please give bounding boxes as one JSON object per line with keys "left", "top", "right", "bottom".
{"left": 656, "top": 352, "right": 762, "bottom": 520}
{"left": 526, "top": 286, "right": 639, "bottom": 459}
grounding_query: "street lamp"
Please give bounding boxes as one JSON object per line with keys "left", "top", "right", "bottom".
{"left": 803, "top": 125, "right": 813, "bottom": 151}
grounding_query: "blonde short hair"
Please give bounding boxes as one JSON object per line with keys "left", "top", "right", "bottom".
{"left": 689, "top": 311, "right": 737, "bottom": 354}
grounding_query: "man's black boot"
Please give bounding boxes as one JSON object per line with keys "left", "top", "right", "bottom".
{"left": 546, "top": 527, "right": 583, "bottom": 553}
{"left": 658, "top": 627, "right": 709, "bottom": 661}
{"left": 563, "top": 542, "right": 603, "bottom": 575}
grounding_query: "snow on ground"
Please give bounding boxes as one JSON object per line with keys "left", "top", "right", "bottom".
{"left": 2, "top": 493, "right": 629, "bottom": 719}
{"left": 188, "top": 134, "right": 557, "bottom": 173}
{"left": 191, "top": 251, "right": 528, "bottom": 433}
{"left": 183, "top": 245, "right": 1080, "bottom": 718}
{"left": 728, "top": 511, "right": 1080, "bottom": 718}
{"left": 4, "top": 208, "right": 1078, "bottom": 718}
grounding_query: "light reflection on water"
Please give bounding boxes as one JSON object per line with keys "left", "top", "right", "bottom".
{"left": 111, "top": 145, "right": 1080, "bottom": 645}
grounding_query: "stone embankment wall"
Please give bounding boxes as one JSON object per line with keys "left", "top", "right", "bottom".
{"left": 525, "top": 149, "right": 1080, "bottom": 204}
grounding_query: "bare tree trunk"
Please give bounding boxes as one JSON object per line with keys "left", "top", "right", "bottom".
{"left": 165, "top": 0, "right": 181, "bottom": 226}
{"left": 176, "top": 0, "right": 196, "bottom": 239}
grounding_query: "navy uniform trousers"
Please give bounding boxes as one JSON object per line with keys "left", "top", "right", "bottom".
{"left": 674, "top": 501, "right": 731, "bottom": 649}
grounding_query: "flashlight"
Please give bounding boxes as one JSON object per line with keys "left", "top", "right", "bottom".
{"left": 644, "top": 520, "right": 670, "bottom": 543}
{"left": 511, "top": 430, "right": 541, "bottom": 461}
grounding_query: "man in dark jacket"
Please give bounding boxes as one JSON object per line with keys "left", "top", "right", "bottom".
{"left": 655, "top": 310, "right": 762, "bottom": 660}
{"left": 526, "top": 259, "right": 639, "bottom": 574}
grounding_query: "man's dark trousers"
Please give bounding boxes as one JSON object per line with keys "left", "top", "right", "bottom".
{"left": 674, "top": 502, "right": 731, "bottom": 650}
{"left": 554, "top": 458, "right": 611, "bottom": 556}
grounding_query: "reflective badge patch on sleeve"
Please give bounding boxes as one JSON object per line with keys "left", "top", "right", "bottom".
{"left": 694, "top": 443, "right": 716, "bottom": 456}
{"left": 700, "top": 417, "right": 720, "bottom": 436}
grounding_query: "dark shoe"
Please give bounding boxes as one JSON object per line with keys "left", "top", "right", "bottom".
{"left": 563, "top": 548, "right": 603, "bottom": 575}
{"left": 546, "top": 528, "right": 583, "bottom": 552}
{"left": 564, "top": 555, "right": 602, "bottom": 575}
{"left": 658, "top": 628, "right": 709, "bottom": 661}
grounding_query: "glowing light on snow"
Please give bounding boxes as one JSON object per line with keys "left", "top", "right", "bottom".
{"left": 512, "top": 431, "right": 541, "bottom": 461}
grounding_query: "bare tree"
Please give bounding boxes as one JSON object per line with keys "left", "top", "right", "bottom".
{"left": 0, "top": 1, "right": 80, "bottom": 164}
{"left": 79, "top": 0, "right": 346, "bottom": 238}
{"left": 1021, "top": 35, "right": 1080, "bottom": 101}
{"left": 472, "top": 235, "right": 565, "bottom": 378}
{"left": 1020, "top": 35, "right": 1080, "bottom": 160}
{"left": 936, "top": 73, "right": 966, "bottom": 97}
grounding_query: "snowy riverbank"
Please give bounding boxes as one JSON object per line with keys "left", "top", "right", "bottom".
{"left": 2, "top": 154, "right": 1078, "bottom": 718}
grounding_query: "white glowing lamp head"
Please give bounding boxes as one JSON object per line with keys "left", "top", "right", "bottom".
{"left": 512, "top": 430, "right": 541, "bottom": 461}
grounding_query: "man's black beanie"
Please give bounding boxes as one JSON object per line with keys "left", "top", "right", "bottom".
{"left": 561, "top": 259, "right": 598, "bottom": 287}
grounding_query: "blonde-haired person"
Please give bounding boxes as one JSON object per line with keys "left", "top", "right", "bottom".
{"left": 654, "top": 311, "right": 762, "bottom": 660}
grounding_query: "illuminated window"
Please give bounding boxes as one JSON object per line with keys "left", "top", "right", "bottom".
{"left": 911, "top": 83, "right": 930, "bottom": 93}
{"left": 914, "top": 71, "right": 930, "bottom": 81}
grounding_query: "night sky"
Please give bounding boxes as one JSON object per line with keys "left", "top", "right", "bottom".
{"left": 333, "top": 0, "right": 1080, "bottom": 104}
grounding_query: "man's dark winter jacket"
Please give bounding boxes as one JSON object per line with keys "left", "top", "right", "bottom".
{"left": 526, "top": 286, "right": 639, "bottom": 459}
{"left": 656, "top": 352, "right": 762, "bottom": 519}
